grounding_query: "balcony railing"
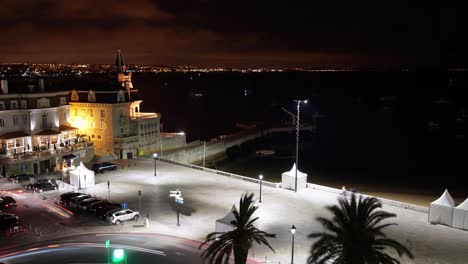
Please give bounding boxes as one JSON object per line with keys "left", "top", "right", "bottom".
{"left": 0, "top": 142, "right": 93, "bottom": 163}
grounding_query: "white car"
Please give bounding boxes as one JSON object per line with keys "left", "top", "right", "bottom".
{"left": 106, "top": 209, "right": 139, "bottom": 224}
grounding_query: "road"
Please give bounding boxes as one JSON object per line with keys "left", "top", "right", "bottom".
{"left": 0, "top": 233, "right": 212, "bottom": 264}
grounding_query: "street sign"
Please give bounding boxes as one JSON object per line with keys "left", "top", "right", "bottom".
{"left": 105, "top": 240, "right": 110, "bottom": 249}
{"left": 169, "top": 189, "right": 181, "bottom": 197}
{"left": 175, "top": 197, "right": 184, "bottom": 204}
{"left": 121, "top": 202, "right": 128, "bottom": 209}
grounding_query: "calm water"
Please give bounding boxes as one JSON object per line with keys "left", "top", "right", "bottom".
{"left": 132, "top": 71, "right": 468, "bottom": 200}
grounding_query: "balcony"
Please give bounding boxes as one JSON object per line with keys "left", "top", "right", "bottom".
{"left": 0, "top": 142, "right": 93, "bottom": 164}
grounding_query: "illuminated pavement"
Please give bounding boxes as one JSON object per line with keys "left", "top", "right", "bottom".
{"left": 1, "top": 159, "right": 468, "bottom": 264}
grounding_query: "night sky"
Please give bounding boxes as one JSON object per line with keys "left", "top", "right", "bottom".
{"left": 0, "top": 0, "right": 466, "bottom": 68}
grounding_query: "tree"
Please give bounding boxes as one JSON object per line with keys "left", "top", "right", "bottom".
{"left": 308, "top": 193, "right": 414, "bottom": 264}
{"left": 200, "top": 193, "right": 276, "bottom": 264}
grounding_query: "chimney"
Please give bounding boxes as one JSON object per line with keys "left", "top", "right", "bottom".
{"left": 38, "top": 79, "right": 45, "bottom": 92}
{"left": 1, "top": 80, "right": 8, "bottom": 94}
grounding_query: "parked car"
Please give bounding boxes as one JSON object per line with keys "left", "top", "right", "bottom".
{"left": 106, "top": 208, "right": 140, "bottom": 224}
{"left": 68, "top": 195, "right": 92, "bottom": 209}
{"left": 0, "top": 216, "right": 21, "bottom": 231}
{"left": 7, "top": 174, "right": 34, "bottom": 184}
{"left": 0, "top": 212, "right": 19, "bottom": 220}
{"left": 77, "top": 198, "right": 100, "bottom": 211}
{"left": 0, "top": 196, "right": 17, "bottom": 209}
{"left": 25, "top": 179, "right": 57, "bottom": 190}
{"left": 59, "top": 192, "right": 84, "bottom": 206}
{"left": 88, "top": 201, "right": 118, "bottom": 214}
{"left": 96, "top": 205, "right": 121, "bottom": 219}
{"left": 33, "top": 182, "right": 58, "bottom": 193}
{"left": 92, "top": 162, "right": 117, "bottom": 173}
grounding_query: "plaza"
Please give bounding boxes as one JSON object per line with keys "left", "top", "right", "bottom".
{"left": 2, "top": 158, "right": 468, "bottom": 263}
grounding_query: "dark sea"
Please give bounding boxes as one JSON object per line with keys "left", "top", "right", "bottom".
{"left": 133, "top": 70, "right": 468, "bottom": 205}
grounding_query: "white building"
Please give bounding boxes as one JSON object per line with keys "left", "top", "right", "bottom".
{"left": 0, "top": 79, "right": 93, "bottom": 176}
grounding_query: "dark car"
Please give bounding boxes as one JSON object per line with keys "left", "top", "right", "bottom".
{"left": 0, "top": 212, "right": 19, "bottom": 220}
{"left": 0, "top": 216, "right": 21, "bottom": 231}
{"left": 96, "top": 205, "right": 121, "bottom": 219}
{"left": 68, "top": 195, "right": 92, "bottom": 209}
{"left": 92, "top": 162, "right": 117, "bottom": 173}
{"left": 0, "top": 196, "right": 17, "bottom": 209}
{"left": 88, "top": 201, "right": 116, "bottom": 213}
{"left": 7, "top": 174, "right": 34, "bottom": 184}
{"left": 77, "top": 198, "right": 100, "bottom": 211}
{"left": 34, "top": 182, "right": 58, "bottom": 193}
{"left": 25, "top": 179, "right": 57, "bottom": 190}
{"left": 59, "top": 192, "right": 84, "bottom": 206}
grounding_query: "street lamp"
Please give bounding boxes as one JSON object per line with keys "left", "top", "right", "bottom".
{"left": 293, "top": 99, "right": 307, "bottom": 192}
{"left": 153, "top": 153, "right": 158, "bottom": 176}
{"left": 290, "top": 225, "right": 296, "bottom": 264}
{"left": 258, "top": 174, "right": 263, "bottom": 203}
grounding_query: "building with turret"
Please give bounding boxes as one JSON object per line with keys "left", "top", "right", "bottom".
{"left": 69, "top": 50, "right": 160, "bottom": 159}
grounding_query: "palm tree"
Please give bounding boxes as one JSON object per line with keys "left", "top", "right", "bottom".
{"left": 308, "top": 193, "right": 414, "bottom": 264}
{"left": 200, "top": 193, "right": 276, "bottom": 264}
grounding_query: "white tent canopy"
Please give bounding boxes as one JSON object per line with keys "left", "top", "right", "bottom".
{"left": 281, "top": 163, "right": 308, "bottom": 190}
{"left": 69, "top": 162, "right": 95, "bottom": 189}
{"left": 452, "top": 197, "right": 468, "bottom": 230}
{"left": 429, "top": 189, "right": 455, "bottom": 226}
{"left": 215, "top": 206, "right": 237, "bottom": 236}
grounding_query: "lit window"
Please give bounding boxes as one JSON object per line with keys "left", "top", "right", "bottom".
{"left": 89, "top": 109, "right": 93, "bottom": 117}
{"left": 100, "top": 110, "right": 105, "bottom": 118}
{"left": 100, "top": 122, "right": 106, "bottom": 129}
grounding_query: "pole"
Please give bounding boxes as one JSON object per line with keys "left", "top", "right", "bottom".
{"left": 138, "top": 192, "right": 141, "bottom": 213}
{"left": 176, "top": 205, "right": 180, "bottom": 226}
{"left": 203, "top": 141, "right": 206, "bottom": 168}
{"left": 295, "top": 100, "right": 300, "bottom": 192}
{"left": 154, "top": 156, "right": 157, "bottom": 176}
{"left": 160, "top": 137, "right": 163, "bottom": 157}
{"left": 107, "top": 247, "right": 109, "bottom": 264}
{"left": 107, "top": 181, "right": 110, "bottom": 201}
{"left": 259, "top": 178, "right": 262, "bottom": 203}
{"left": 291, "top": 233, "right": 295, "bottom": 264}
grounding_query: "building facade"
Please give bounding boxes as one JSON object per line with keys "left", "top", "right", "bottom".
{"left": 0, "top": 79, "right": 93, "bottom": 176}
{"left": 69, "top": 51, "right": 161, "bottom": 159}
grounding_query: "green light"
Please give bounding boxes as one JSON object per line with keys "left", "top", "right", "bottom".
{"left": 112, "top": 248, "right": 125, "bottom": 263}
{"left": 105, "top": 240, "right": 110, "bottom": 249}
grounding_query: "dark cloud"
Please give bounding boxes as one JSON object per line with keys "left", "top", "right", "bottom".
{"left": 0, "top": 0, "right": 465, "bottom": 68}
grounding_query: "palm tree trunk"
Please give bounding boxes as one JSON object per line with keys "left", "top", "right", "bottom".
{"left": 234, "top": 246, "right": 248, "bottom": 264}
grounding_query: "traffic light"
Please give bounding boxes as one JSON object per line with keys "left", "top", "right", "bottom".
{"left": 138, "top": 190, "right": 141, "bottom": 196}
{"left": 112, "top": 248, "right": 125, "bottom": 263}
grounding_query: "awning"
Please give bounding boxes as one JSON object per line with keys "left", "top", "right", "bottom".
{"left": 62, "top": 154, "right": 77, "bottom": 160}
{"left": 35, "top": 129, "right": 61, "bottom": 136}
{"left": 0, "top": 131, "right": 30, "bottom": 140}
{"left": 59, "top": 124, "right": 78, "bottom": 132}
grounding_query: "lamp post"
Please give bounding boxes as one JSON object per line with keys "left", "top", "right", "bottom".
{"left": 258, "top": 174, "right": 263, "bottom": 203}
{"left": 293, "top": 99, "right": 307, "bottom": 192}
{"left": 153, "top": 153, "right": 158, "bottom": 176}
{"left": 203, "top": 141, "right": 206, "bottom": 168}
{"left": 290, "top": 225, "right": 296, "bottom": 264}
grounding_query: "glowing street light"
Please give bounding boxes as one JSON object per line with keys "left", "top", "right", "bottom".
{"left": 153, "top": 153, "right": 158, "bottom": 176}
{"left": 290, "top": 225, "right": 296, "bottom": 264}
{"left": 112, "top": 248, "right": 126, "bottom": 263}
{"left": 258, "top": 174, "right": 263, "bottom": 203}
{"left": 293, "top": 99, "right": 307, "bottom": 192}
